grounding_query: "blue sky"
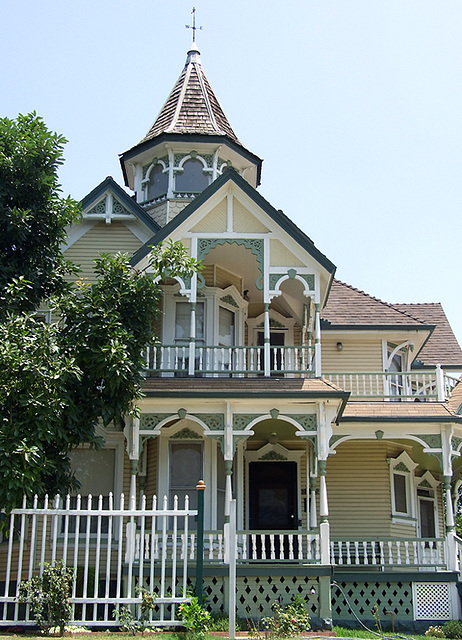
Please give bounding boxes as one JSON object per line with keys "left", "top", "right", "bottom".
{"left": 2, "top": 1, "right": 462, "bottom": 347}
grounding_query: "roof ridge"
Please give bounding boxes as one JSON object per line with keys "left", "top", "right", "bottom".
{"left": 332, "top": 279, "right": 426, "bottom": 324}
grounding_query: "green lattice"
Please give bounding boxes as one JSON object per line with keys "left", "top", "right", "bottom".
{"left": 331, "top": 580, "right": 413, "bottom": 621}
{"left": 236, "top": 575, "right": 319, "bottom": 618}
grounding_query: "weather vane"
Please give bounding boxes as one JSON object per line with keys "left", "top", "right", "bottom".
{"left": 186, "top": 7, "right": 203, "bottom": 44}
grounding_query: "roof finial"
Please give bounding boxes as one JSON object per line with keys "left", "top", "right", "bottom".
{"left": 185, "top": 7, "right": 202, "bottom": 45}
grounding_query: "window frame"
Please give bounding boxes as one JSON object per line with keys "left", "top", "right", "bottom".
{"left": 388, "top": 451, "right": 418, "bottom": 525}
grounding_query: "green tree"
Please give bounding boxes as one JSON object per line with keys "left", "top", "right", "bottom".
{"left": 0, "top": 114, "right": 200, "bottom": 512}
{"left": 0, "top": 112, "right": 80, "bottom": 317}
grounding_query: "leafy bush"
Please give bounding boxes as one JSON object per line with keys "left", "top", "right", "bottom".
{"left": 112, "top": 605, "right": 141, "bottom": 635}
{"left": 17, "top": 561, "right": 74, "bottom": 636}
{"left": 443, "top": 621, "right": 462, "bottom": 639}
{"left": 263, "top": 595, "right": 311, "bottom": 638}
{"left": 426, "top": 626, "right": 445, "bottom": 637}
{"left": 179, "top": 596, "right": 211, "bottom": 639}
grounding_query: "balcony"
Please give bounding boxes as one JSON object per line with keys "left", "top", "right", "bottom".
{"left": 323, "top": 368, "right": 458, "bottom": 402}
{"left": 143, "top": 344, "right": 458, "bottom": 401}
{"left": 143, "top": 344, "right": 315, "bottom": 378}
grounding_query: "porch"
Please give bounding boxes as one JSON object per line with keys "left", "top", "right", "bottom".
{"left": 1, "top": 493, "right": 460, "bottom": 630}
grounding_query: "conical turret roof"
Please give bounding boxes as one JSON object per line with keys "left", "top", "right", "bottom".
{"left": 140, "top": 44, "right": 241, "bottom": 145}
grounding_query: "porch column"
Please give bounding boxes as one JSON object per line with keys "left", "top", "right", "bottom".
{"left": 123, "top": 416, "right": 140, "bottom": 503}
{"left": 264, "top": 303, "right": 270, "bottom": 376}
{"left": 188, "top": 302, "right": 196, "bottom": 376}
{"left": 309, "top": 476, "right": 318, "bottom": 529}
{"left": 314, "top": 302, "right": 321, "bottom": 377}
{"left": 442, "top": 426, "right": 457, "bottom": 571}
{"left": 318, "top": 459, "right": 330, "bottom": 564}
{"left": 224, "top": 404, "right": 234, "bottom": 563}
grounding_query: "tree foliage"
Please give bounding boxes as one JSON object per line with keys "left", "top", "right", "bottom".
{"left": 0, "top": 114, "right": 200, "bottom": 513}
{"left": 0, "top": 112, "right": 80, "bottom": 317}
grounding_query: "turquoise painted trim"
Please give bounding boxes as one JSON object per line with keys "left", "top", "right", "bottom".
{"left": 80, "top": 176, "right": 161, "bottom": 233}
{"left": 143, "top": 389, "right": 350, "bottom": 401}
{"left": 321, "top": 321, "right": 435, "bottom": 331}
{"left": 130, "top": 169, "right": 336, "bottom": 275}
{"left": 332, "top": 570, "right": 458, "bottom": 582}
{"left": 341, "top": 415, "right": 462, "bottom": 423}
{"left": 120, "top": 133, "right": 263, "bottom": 188}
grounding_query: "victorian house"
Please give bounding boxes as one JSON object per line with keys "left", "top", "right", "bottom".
{"left": 3, "top": 42, "right": 462, "bottom": 631}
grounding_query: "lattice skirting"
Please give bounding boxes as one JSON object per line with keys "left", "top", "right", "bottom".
{"left": 413, "top": 583, "right": 453, "bottom": 621}
{"left": 332, "top": 580, "right": 413, "bottom": 621}
{"left": 235, "top": 575, "right": 319, "bottom": 619}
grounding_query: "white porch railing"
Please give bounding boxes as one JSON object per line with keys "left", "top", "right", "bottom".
{"left": 236, "top": 530, "right": 320, "bottom": 562}
{"left": 330, "top": 537, "right": 446, "bottom": 569}
{"left": 323, "top": 368, "right": 457, "bottom": 401}
{"left": 144, "top": 344, "right": 314, "bottom": 377}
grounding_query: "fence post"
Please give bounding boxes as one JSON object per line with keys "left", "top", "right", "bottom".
{"left": 195, "top": 480, "right": 206, "bottom": 605}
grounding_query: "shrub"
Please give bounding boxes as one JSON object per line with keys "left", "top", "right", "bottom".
{"left": 179, "top": 596, "right": 211, "bottom": 639}
{"left": 426, "top": 626, "right": 445, "bottom": 638}
{"left": 263, "top": 595, "right": 311, "bottom": 638}
{"left": 443, "top": 621, "right": 462, "bottom": 639}
{"left": 17, "top": 561, "right": 74, "bottom": 636}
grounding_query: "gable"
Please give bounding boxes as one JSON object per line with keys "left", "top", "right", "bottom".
{"left": 233, "top": 197, "right": 269, "bottom": 233}
{"left": 270, "top": 239, "right": 305, "bottom": 267}
{"left": 63, "top": 221, "right": 143, "bottom": 282}
{"left": 191, "top": 199, "right": 227, "bottom": 232}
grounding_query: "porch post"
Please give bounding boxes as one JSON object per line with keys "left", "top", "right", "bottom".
{"left": 310, "top": 476, "right": 318, "bottom": 529}
{"left": 264, "top": 303, "right": 270, "bottom": 376}
{"left": 436, "top": 364, "right": 446, "bottom": 402}
{"left": 123, "top": 416, "right": 140, "bottom": 502}
{"left": 318, "top": 459, "right": 330, "bottom": 565}
{"left": 314, "top": 302, "right": 321, "bottom": 377}
{"left": 442, "top": 426, "right": 457, "bottom": 571}
{"left": 188, "top": 302, "right": 196, "bottom": 376}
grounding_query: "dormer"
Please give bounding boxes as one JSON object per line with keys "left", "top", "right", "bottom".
{"left": 119, "top": 44, "right": 262, "bottom": 228}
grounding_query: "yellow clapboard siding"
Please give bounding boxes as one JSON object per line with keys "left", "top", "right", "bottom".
{"left": 191, "top": 199, "right": 227, "bottom": 232}
{"left": 322, "top": 337, "right": 383, "bottom": 372}
{"left": 63, "top": 222, "right": 143, "bottom": 283}
{"left": 269, "top": 239, "right": 305, "bottom": 267}
{"left": 233, "top": 197, "right": 269, "bottom": 232}
{"left": 327, "top": 440, "right": 393, "bottom": 537}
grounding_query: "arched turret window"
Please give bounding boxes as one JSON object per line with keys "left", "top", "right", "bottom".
{"left": 175, "top": 158, "right": 210, "bottom": 193}
{"left": 147, "top": 163, "right": 168, "bottom": 200}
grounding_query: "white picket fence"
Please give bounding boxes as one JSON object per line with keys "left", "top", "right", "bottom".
{"left": 0, "top": 494, "right": 197, "bottom": 627}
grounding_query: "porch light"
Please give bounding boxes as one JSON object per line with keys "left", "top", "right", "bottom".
{"left": 336, "top": 342, "right": 343, "bottom": 351}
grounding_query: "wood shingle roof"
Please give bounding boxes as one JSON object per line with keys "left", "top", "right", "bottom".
{"left": 394, "top": 303, "right": 462, "bottom": 368}
{"left": 140, "top": 45, "right": 240, "bottom": 145}
{"left": 321, "top": 280, "right": 427, "bottom": 327}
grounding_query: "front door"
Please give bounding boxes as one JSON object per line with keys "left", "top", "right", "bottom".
{"left": 249, "top": 461, "right": 298, "bottom": 529}
{"left": 248, "top": 461, "right": 298, "bottom": 558}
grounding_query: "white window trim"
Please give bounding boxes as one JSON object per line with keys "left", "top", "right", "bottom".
{"left": 388, "top": 451, "right": 418, "bottom": 525}
{"left": 415, "top": 471, "right": 440, "bottom": 538}
{"left": 157, "top": 420, "right": 218, "bottom": 530}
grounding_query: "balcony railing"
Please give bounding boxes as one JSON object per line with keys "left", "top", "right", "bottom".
{"left": 331, "top": 537, "right": 446, "bottom": 569}
{"left": 323, "top": 368, "right": 457, "bottom": 402}
{"left": 144, "top": 344, "right": 314, "bottom": 378}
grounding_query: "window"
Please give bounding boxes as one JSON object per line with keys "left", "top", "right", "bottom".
{"left": 169, "top": 441, "right": 203, "bottom": 526}
{"left": 389, "top": 451, "right": 418, "bottom": 523}
{"left": 175, "top": 158, "right": 209, "bottom": 193}
{"left": 147, "top": 164, "right": 168, "bottom": 200}
{"left": 175, "top": 301, "right": 205, "bottom": 345}
{"left": 66, "top": 448, "right": 116, "bottom": 533}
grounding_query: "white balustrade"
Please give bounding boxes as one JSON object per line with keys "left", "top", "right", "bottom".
{"left": 330, "top": 537, "right": 445, "bottom": 568}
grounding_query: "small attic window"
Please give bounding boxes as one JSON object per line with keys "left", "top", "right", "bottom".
{"left": 175, "top": 158, "right": 210, "bottom": 193}
{"left": 147, "top": 164, "right": 168, "bottom": 200}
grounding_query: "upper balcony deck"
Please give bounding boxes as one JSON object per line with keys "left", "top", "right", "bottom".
{"left": 143, "top": 343, "right": 458, "bottom": 402}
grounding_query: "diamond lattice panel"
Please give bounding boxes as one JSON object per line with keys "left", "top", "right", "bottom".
{"left": 236, "top": 576, "right": 319, "bottom": 618}
{"left": 413, "top": 583, "right": 452, "bottom": 621}
{"left": 331, "top": 581, "right": 413, "bottom": 621}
